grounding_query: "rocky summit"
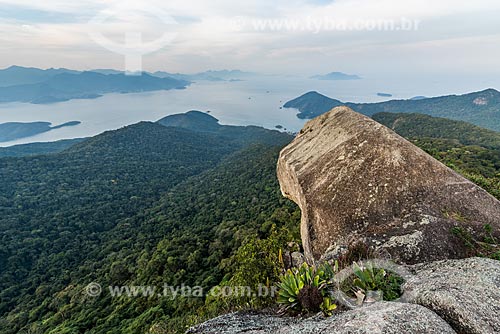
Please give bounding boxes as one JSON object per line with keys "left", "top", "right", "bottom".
{"left": 187, "top": 302, "right": 456, "bottom": 334}
{"left": 277, "top": 106, "right": 500, "bottom": 264}
{"left": 190, "top": 107, "right": 500, "bottom": 334}
{"left": 403, "top": 257, "right": 500, "bottom": 334}
{"left": 189, "top": 257, "right": 500, "bottom": 334}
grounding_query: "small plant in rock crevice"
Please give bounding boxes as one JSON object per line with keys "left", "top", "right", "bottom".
{"left": 452, "top": 224, "right": 500, "bottom": 260}
{"left": 341, "top": 261, "right": 404, "bottom": 303}
{"left": 277, "top": 262, "right": 337, "bottom": 316}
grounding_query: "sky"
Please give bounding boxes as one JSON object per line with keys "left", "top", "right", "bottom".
{"left": 0, "top": 0, "right": 500, "bottom": 78}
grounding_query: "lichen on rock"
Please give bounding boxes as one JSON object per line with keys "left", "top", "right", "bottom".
{"left": 187, "top": 302, "right": 457, "bottom": 334}
{"left": 277, "top": 107, "right": 500, "bottom": 264}
{"left": 403, "top": 257, "right": 500, "bottom": 334}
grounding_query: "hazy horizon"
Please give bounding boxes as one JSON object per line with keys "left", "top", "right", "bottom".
{"left": 0, "top": 0, "right": 499, "bottom": 80}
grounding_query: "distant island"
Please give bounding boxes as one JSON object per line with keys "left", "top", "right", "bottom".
{"left": 377, "top": 92, "right": 393, "bottom": 97}
{"left": 283, "top": 89, "right": 500, "bottom": 131}
{"left": 410, "top": 96, "right": 428, "bottom": 100}
{"left": 0, "top": 121, "right": 81, "bottom": 142}
{"left": 310, "top": 72, "right": 362, "bottom": 81}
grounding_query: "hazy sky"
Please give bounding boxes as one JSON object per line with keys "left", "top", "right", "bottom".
{"left": 1, "top": 0, "right": 500, "bottom": 78}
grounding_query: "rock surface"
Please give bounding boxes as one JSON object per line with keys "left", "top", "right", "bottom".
{"left": 187, "top": 303, "right": 456, "bottom": 334}
{"left": 403, "top": 257, "right": 500, "bottom": 334}
{"left": 277, "top": 106, "right": 500, "bottom": 264}
{"left": 185, "top": 311, "right": 298, "bottom": 334}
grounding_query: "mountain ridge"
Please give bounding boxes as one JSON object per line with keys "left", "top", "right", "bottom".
{"left": 373, "top": 112, "right": 500, "bottom": 149}
{"left": 284, "top": 89, "right": 500, "bottom": 131}
{"left": 0, "top": 65, "right": 79, "bottom": 87}
{"left": 0, "top": 71, "right": 190, "bottom": 104}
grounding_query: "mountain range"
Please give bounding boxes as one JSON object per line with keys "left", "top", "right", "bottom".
{"left": 0, "top": 70, "right": 190, "bottom": 104}
{"left": 0, "top": 66, "right": 254, "bottom": 104}
{"left": 0, "top": 65, "right": 80, "bottom": 87}
{"left": 284, "top": 89, "right": 500, "bottom": 131}
{"left": 0, "top": 66, "right": 253, "bottom": 87}
{"left": 153, "top": 69, "right": 254, "bottom": 82}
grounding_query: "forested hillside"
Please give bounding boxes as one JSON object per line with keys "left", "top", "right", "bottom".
{"left": 0, "top": 111, "right": 499, "bottom": 334}
{"left": 0, "top": 138, "right": 85, "bottom": 158}
{"left": 373, "top": 112, "right": 500, "bottom": 149}
{"left": 374, "top": 112, "right": 500, "bottom": 199}
{"left": 0, "top": 117, "right": 297, "bottom": 333}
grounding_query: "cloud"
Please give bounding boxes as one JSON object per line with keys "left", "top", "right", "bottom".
{"left": 0, "top": 0, "right": 499, "bottom": 77}
{"left": 0, "top": 4, "right": 81, "bottom": 23}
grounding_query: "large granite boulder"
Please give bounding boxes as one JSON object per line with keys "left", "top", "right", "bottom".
{"left": 403, "top": 257, "right": 500, "bottom": 334}
{"left": 187, "top": 303, "right": 456, "bottom": 334}
{"left": 277, "top": 107, "right": 500, "bottom": 264}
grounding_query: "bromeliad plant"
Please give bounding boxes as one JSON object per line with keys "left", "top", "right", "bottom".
{"left": 348, "top": 261, "right": 404, "bottom": 302}
{"left": 352, "top": 261, "right": 385, "bottom": 292}
{"left": 277, "top": 262, "right": 337, "bottom": 315}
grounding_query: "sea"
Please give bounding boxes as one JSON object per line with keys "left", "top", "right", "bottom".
{"left": 0, "top": 74, "right": 498, "bottom": 147}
